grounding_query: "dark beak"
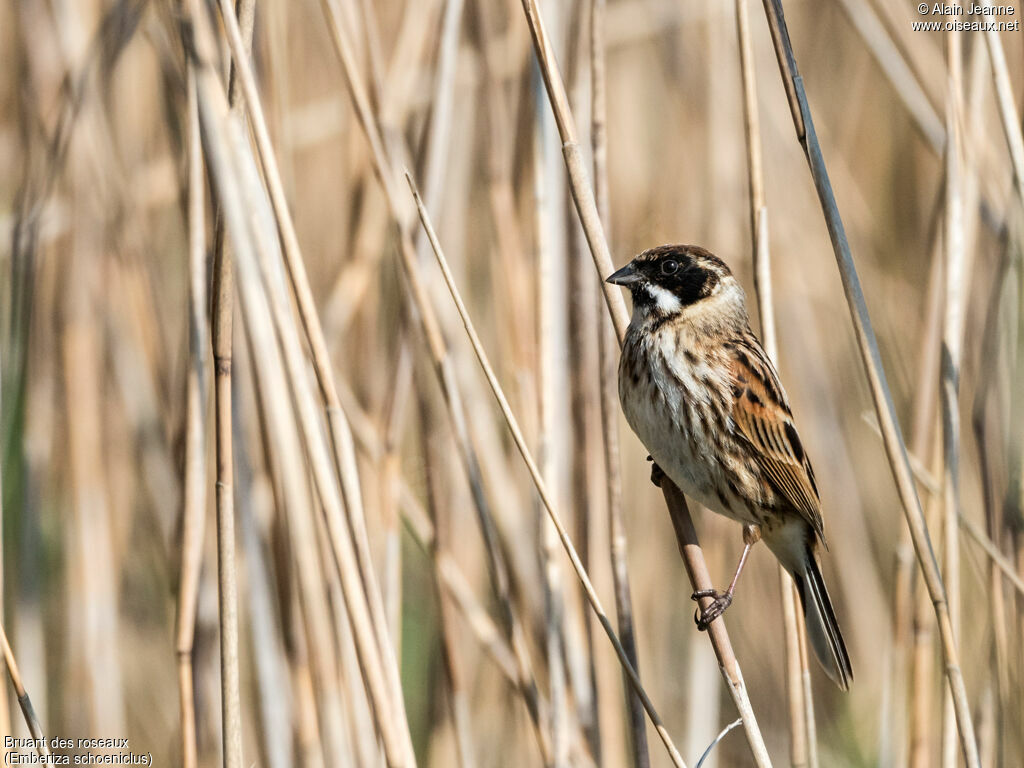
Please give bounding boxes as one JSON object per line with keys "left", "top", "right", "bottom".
{"left": 606, "top": 262, "right": 641, "bottom": 286}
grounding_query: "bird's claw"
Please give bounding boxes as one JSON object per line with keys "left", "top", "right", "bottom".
{"left": 647, "top": 457, "right": 665, "bottom": 488}
{"left": 691, "top": 589, "right": 733, "bottom": 631}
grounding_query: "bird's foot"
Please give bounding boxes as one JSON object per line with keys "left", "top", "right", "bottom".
{"left": 647, "top": 456, "right": 665, "bottom": 488}
{"left": 691, "top": 589, "right": 733, "bottom": 631}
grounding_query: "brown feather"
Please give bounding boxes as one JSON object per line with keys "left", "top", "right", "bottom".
{"left": 729, "top": 335, "right": 826, "bottom": 546}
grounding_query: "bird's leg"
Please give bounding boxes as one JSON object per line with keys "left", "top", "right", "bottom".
{"left": 646, "top": 455, "right": 665, "bottom": 488}
{"left": 691, "top": 524, "right": 762, "bottom": 631}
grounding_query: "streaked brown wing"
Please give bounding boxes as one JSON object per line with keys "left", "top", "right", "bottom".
{"left": 729, "top": 337, "right": 826, "bottom": 545}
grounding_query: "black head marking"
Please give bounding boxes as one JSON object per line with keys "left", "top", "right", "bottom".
{"left": 619, "top": 245, "right": 732, "bottom": 310}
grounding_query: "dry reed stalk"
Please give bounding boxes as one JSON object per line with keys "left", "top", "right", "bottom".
{"left": 206, "top": 0, "right": 255, "bottom": 763}
{"left": 732, "top": 1, "right": 811, "bottom": 764}
{"left": 589, "top": 2, "right": 648, "bottom": 764}
{"left": 866, "top": 415, "right": 1024, "bottom": 600}
{"left": 516, "top": 0, "right": 628, "bottom": 342}
{"left": 185, "top": 14, "right": 415, "bottom": 764}
{"left": 910, "top": 441, "right": 944, "bottom": 768}
{"left": 212, "top": 0, "right": 399, "bottom": 696}
{"left": 333, "top": 375, "right": 523, "bottom": 677}
{"left": 973, "top": 254, "right": 1016, "bottom": 764}
{"left": 518, "top": 2, "right": 774, "bottom": 762}
{"left": 313, "top": 4, "right": 555, "bottom": 759}
{"left": 63, "top": 231, "right": 126, "bottom": 735}
{"left": 534, "top": 58, "right": 571, "bottom": 768}
{"left": 561, "top": 11, "right": 604, "bottom": 760}
{"left": 410, "top": 171, "right": 698, "bottom": 768}
{"left": 336, "top": 379, "right": 531, "bottom": 688}
{"left": 896, "top": 228, "right": 944, "bottom": 768}
{"left": 962, "top": 108, "right": 1011, "bottom": 741}
{"left": 235, "top": 127, "right": 417, "bottom": 767}
{"left": 419, "top": 394, "right": 476, "bottom": 768}
{"left": 865, "top": 0, "right": 944, "bottom": 105}
{"left": 566, "top": 330, "right": 605, "bottom": 762}
{"left": 834, "top": 0, "right": 943, "bottom": 152}
{"left": 175, "top": 66, "right": 208, "bottom": 768}
{"left": 243, "top": 326, "right": 354, "bottom": 767}
{"left": 959, "top": 514, "right": 1024, "bottom": 595}
{"left": 0, "top": 621, "right": 48, "bottom": 756}
{"left": 566, "top": 158, "right": 604, "bottom": 768}
{"left": 660, "top": 484, "right": 772, "bottom": 768}
{"left": 470, "top": 0, "right": 535, "bottom": 388}
{"left": 210, "top": 3, "right": 415, "bottom": 757}
{"left": 0, "top": 361, "right": 39, "bottom": 751}
{"left": 50, "top": 2, "right": 127, "bottom": 734}
{"left": 320, "top": 1, "right": 439, "bottom": 337}
{"left": 413, "top": 0, "right": 465, "bottom": 259}
{"left": 380, "top": 339, "right": 413, "bottom": 655}
{"left": 983, "top": 19, "right": 1024, "bottom": 199}
{"left": 0, "top": 223, "right": 9, "bottom": 746}
{"left": 940, "top": 29, "right": 967, "bottom": 768}
{"left": 759, "top": 3, "right": 979, "bottom": 765}
{"left": 232, "top": 382, "right": 294, "bottom": 768}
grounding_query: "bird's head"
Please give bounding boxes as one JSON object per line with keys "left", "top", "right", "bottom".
{"left": 606, "top": 244, "right": 746, "bottom": 327}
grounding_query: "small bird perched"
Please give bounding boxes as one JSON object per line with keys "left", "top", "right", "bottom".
{"left": 607, "top": 244, "right": 852, "bottom": 690}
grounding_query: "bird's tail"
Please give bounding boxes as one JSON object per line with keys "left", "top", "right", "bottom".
{"left": 791, "top": 552, "right": 853, "bottom": 691}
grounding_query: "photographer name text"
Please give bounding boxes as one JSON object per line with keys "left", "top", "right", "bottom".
{"left": 914, "top": 4, "right": 1019, "bottom": 30}
{"left": 921, "top": 3, "right": 1014, "bottom": 14}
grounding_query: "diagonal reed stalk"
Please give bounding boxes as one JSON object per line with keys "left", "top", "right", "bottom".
{"left": 0, "top": 621, "right": 48, "bottom": 757}
{"left": 517, "top": 0, "right": 628, "bottom": 342}
{"left": 336, "top": 375, "right": 542, "bottom": 693}
{"left": 208, "top": 3, "right": 417, "bottom": 763}
{"left": 758, "top": 2, "right": 979, "bottom": 766}
{"left": 516, "top": 0, "right": 772, "bottom": 764}
{"left": 406, "top": 170, "right": 691, "bottom": 768}
{"left": 864, "top": 410, "right": 1024, "bottom": 599}
{"left": 659, "top": 484, "right": 771, "bottom": 768}
{"left": 183, "top": 6, "right": 416, "bottom": 765}
{"left": 312, "top": 3, "right": 554, "bottom": 759}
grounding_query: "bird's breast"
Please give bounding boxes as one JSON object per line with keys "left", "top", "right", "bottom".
{"left": 618, "top": 324, "right": 762, "bottom": 527}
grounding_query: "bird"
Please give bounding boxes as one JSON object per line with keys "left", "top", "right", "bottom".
{"left": 606, "top": 243, "right": 852, "bottom": 690}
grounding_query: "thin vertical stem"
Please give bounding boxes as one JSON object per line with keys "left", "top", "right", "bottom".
{"left": 419, "top": 394, "right": 476, "bottom": 768}
{"left": 208, "top": 1, "right": 255, "bottom": 765}
{"left": 590, "top": 1, "right": 648, "bottom": 765}
{"left": 940, "top": 28, "right": 965, "bottom": 768}
{"left": 535, "top": 61, "right": 569, "bottom": 768}
{"left": 733, "top": 1, "right": 811, "bottom": 764}
{"left": 175, "top": 64, "right": 208, "bottom": 768}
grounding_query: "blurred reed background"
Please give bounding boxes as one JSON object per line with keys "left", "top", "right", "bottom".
{"left": 0, "top": 0, "right": 1022, "bottom": 766}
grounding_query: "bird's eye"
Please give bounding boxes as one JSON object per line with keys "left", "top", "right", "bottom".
{"left": 661, "top": 259, "right": 679, "bottom": 275}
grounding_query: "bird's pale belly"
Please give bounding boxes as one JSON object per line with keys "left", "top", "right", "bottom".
{"left": 619, "top": 335, "right": 764, "bottom": 528}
